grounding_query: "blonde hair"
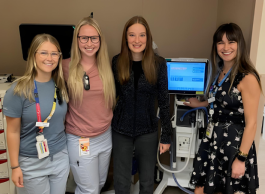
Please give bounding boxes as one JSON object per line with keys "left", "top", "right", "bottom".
{"left": 14, "top": 34, "right": 69, "bottom": 103}
{"left": 67, "top": 16, "right": 115, "bottom": 108}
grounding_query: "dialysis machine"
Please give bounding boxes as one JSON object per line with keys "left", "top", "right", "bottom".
{"left": 154, "top": 58, "right": 209, "bottom": 194}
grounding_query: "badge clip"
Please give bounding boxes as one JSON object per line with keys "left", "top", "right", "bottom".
{"left": 206, "top": 122, "right": 214, "bottom": 139}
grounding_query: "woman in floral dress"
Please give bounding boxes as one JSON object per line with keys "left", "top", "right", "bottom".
{"left": 184, "top": 23, "right": 261, "bottom": 194}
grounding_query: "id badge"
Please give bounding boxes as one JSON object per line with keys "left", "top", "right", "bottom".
{"left": 206, "top": 122, "right": 214, "bottom": 139}
{"left": 36, "top": 134, "right": 50, "bottom": 159}
{"left": 79, "top": 138, "right": 90, "bottom": 156}
{"left": 36, "top": 122, "right": 49, "bottom": 127}
{"left": 208, "top": 97, "right": 215, "bottom": 103}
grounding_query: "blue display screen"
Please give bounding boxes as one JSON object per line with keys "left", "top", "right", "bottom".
{"left": 167, "top": 62, "right": 207, "bottom": 94}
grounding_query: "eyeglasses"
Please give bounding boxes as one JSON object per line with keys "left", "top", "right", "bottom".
{"left": 36, "top": 51, "right": 62, "bottom": 60}
{"left": 78, "top": 36, "right": 100, "bottom": 44}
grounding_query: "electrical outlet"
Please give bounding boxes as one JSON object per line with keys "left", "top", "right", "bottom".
{"left": 178, "top": 136, "right": 190, "bottom": 151}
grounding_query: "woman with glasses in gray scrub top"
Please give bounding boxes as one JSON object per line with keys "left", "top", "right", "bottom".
{"left": 3, "top": 34, "right": 69, "bottom": 194}
{"left": 62, "top": 16, "right": 115, "bottom": 194}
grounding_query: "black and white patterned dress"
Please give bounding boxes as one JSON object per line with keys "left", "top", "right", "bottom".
{"left": 190, "top": 72, "right": 259, "bottom": 194}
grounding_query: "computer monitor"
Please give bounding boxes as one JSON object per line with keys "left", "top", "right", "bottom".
{"left": 19, "top": 24, "right": 75, "bottom": 61}
{"left": 166, "top": 58, "right": 208, "bottom": 95}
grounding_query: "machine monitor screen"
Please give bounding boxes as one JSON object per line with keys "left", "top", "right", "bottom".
{"left": 19, "top": 24, "right": 75, "bottom": 61}
{"left": 166, "top": 59, "right": 208, "bottom": 95}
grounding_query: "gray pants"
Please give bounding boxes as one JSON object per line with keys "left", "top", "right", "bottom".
{"left": 17, "top": 148, "right": 70, "bottom": 194}
{"left": 67, "top": 126, "right": 112, "bottom": 194}
{"left": 112, "top": 130, "right": 158, "bottom": 194}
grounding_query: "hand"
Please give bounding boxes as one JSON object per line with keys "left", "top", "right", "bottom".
{"left": 12, "top": 167, "right": 24, "bottom": 187}
{"left": 231, "top": 158, "right": 245, "bottom": 179}
{"left": 159, "top": 143, "right": 170, "bottom": 154}
{"left": 183, "top": 98, "right": 202, "bottom": 108}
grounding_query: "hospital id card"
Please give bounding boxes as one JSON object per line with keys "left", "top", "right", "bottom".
{"left": 36, "top": 134, "right": 50, "bottom": 159}
{"left": 206, "top": 122, "right": 214, "bottom": 139}
{"left": 79, "top": 138, "right": 90, "bottom": 156}
{"left": 36, "top": 122, "right": 49, "bottom": 127}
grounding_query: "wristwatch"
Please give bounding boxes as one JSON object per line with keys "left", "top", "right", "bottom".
{"left": 237, "top": 150, "right": 248, "bottom": 162}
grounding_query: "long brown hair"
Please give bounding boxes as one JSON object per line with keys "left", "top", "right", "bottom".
{"left": 14, "top": 34, "right": 69, "bottom": 102}
{"left": 117, "top": 16, "right": 157, "bottom": 85}
{"left": 208, "top": 23, "right": 261, "bottom": 93}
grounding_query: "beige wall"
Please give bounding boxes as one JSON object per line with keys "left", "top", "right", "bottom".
{"left": 1, "top": 0, "right": 257, "bottom": 75}
{"left": 142, "top": 0, "right": 218, "bottom": 59}
{"left": 0, "top": 1, "right": 257, "bottom": 76}
{"left": 1, "top": 0, "right": 218, "bottom": 75}
{"left": 250, "top": 0, "right": 265, "bottom": 151}
{"left": 217, "top": 0, "right": 256, "bottom": 51}
{"left": 251, "top": 0, "right": 265, "bottom": 74}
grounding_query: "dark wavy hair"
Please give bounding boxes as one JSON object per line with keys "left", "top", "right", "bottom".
{"left": 208, "top": 23, "right": 261, "bottom": 93}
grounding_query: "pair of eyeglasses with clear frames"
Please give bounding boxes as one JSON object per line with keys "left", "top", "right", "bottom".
{"left": 78, "top": 36, "right": 100, "bottom": 44}
{"left": 36, "top": 51, "right": 62, "bottom": 60}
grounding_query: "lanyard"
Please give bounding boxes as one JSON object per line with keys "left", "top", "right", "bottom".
{"left": 34, "top": 80, "right": 57, "bottom": 133}
{"left": 209, "top": 68, "right": 232, "bottom": 112}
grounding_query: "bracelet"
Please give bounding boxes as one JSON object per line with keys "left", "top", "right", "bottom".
{"left": 238, "top": 150, "right": 248, "bottom": 157}
{"left": 237, "top": 154, "right": 247, "bottom": 162}
{"left": 11, "top": 165, "right": 20, "bottom": 170}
